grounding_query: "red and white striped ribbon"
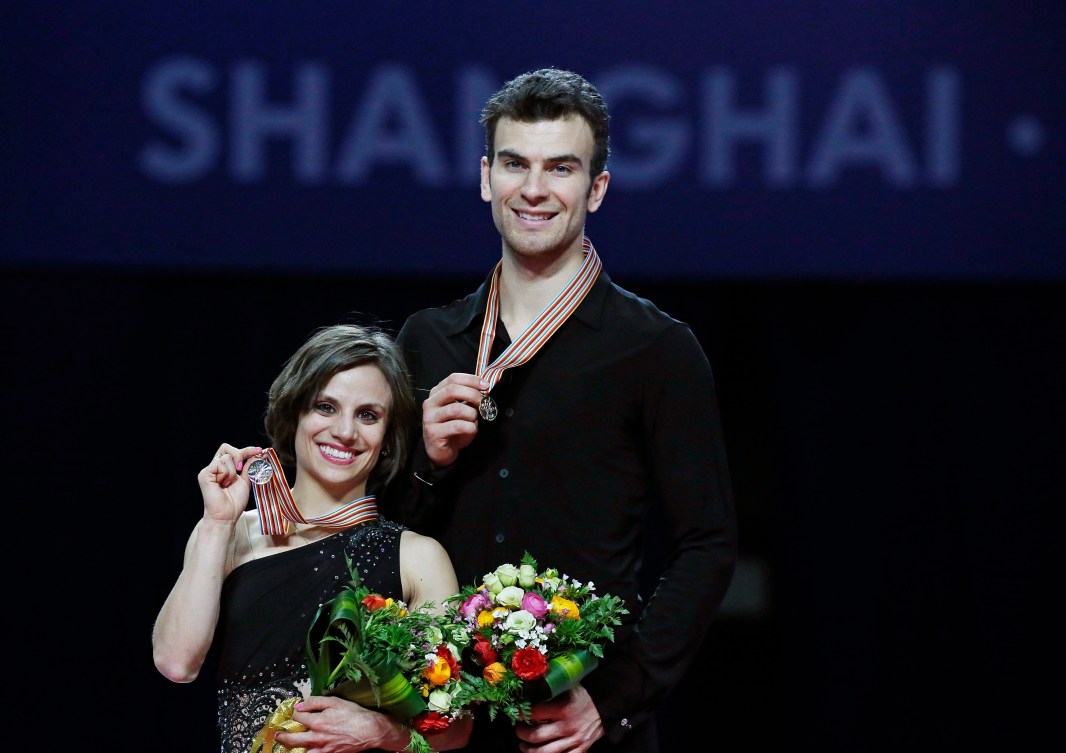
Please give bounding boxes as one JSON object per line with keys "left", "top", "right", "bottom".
{"left": 477, "top": 236, "right": 602, "bottom": 391}
{"left": 251, "top": 447, "right": 378, "bottom": 536}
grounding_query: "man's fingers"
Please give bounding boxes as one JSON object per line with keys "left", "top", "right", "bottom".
{"left": 428, "top": 373, "right": 489, "bottom": 399}
{"left": 425, "top": 388, "right": 483, "bottom": 424}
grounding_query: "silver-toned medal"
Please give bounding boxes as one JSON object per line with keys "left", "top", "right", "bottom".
{"left": 479, "top": 394, "right": 498, "bottom": 421}
{"left": 246, "top": 456, "right": 275, "bottom": 484}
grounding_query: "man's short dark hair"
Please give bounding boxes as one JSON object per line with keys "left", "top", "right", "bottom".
{"left": 481, "top": 67, "right": 611, "bottom": 178}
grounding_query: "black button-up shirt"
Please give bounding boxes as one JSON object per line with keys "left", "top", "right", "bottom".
{"left": 388, "top": 265, "right": 736, "bottom": 750}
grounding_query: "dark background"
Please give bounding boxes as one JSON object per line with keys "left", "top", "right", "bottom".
{"left": 4, "top": 3, "right": 1061, "bottom": 751}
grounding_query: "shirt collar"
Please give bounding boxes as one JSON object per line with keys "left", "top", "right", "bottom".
{"left": 445, "top": 265, "right": 611, "bottom": 337}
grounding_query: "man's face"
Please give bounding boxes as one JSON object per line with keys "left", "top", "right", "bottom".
{"left": 481, "top": 116, "right": 609, "bottom": 263}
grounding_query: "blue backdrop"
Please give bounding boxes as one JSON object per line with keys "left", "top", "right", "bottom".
{"left": 5, "top": 2, "right": 1064, "bottom": 279}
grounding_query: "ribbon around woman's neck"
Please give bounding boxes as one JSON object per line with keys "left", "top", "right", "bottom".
{"left": 250, "top": 447, "right": 378, "bottom": 536}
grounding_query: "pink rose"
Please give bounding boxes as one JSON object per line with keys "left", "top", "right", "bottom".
{"left": 521, "top": 591, "right": 549, "bottom": 619}
{"left": 460, "top": 591, "right": 493, "bottom": 621}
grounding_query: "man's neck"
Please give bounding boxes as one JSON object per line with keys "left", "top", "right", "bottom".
{"left": 498, "top": 241, "right": 586, "bottom": 338}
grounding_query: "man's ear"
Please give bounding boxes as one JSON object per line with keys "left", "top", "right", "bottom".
{"left": 587, "top": 170, "right": 610, "bottom": 213}
{"left": 480, "top": 156, "right": 492, "bottom": 203}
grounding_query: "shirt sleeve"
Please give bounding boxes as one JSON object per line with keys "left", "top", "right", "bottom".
{"left": 584, "top": 322, "right": 737, "bottom": 742}
{"left": 379, "top": 314, "right": 464, "bottom": 526}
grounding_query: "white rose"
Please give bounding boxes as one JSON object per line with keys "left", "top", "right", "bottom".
{"left": 504, "top": 609, "right": 537, "bottom": 634}
{"left": 445, "top": 625, "right": 470, "bottom": 647}
{"left": 518, "top": 564, "right": 537, "bottom": 588}
{"left": 496, "top": 563, "right": 519, "bottom": 587}
{"left": 427, "top": 689, "right": 452, "bottom": 713}
{"left": 483, "top": 572, "right": 503, "bottom": 595}
{"left": 423, "top": 625, "right": 444, "bottom": 647}
{"left": 496, "top": 585, "right": 525, "bottom": 608}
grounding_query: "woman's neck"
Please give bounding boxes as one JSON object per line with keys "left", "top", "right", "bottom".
{"left": 290, "top": 478, "right": 368, "bottom": 520}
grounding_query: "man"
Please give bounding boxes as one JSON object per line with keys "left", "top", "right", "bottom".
{"left": 388, "top": 68, "right": 736, "bottom": 752}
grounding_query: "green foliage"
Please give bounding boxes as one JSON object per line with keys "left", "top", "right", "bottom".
{"left": 442, "top": 551, "right": 629, "bottom": 726}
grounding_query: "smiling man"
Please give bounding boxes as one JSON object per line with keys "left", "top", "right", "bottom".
{"left": 386, "top": 68, "right": 737, "bottom": 753}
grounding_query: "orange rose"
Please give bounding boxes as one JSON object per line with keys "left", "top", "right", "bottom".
{"left": 361, "top": 594, "right": 389, "bottom": 611}
{"left": 422, "top": 647, "right": 458, "bottom": 687}
{"left": 483, "top": 662, "right": 507, "bottom": 685}
{"left": 549, "top": 595, "right": 580, "bottom": 620}
{"left": 438, "top": 645, "right": 460, "bottom": 678}
{"left": 423, "top": 654, "right": 452, "bottom": 686}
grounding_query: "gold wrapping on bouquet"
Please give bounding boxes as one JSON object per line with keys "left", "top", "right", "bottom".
{"left": 248, "top": 696, "right": 308, "bottom": 753}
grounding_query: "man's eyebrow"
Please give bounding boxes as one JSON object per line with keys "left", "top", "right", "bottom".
{"left": 497, "top": 148, "right": 585, "bottom": 167}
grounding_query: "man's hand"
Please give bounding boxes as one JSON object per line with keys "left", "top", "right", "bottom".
{"left": 515, "top": 684, "right": 605, "bottom": 753}
{"left": 422, "top": 372, "right": 489, "bottom": 467}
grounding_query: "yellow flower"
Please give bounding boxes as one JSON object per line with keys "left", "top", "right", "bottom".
{"left": 483, "top": 662, "right": 508, "bottom": 685}
{"left": 550, "top": 595, "right": 581, "bottom": 620}
{"left": 422, "top": 655, "right": 452, "bottom": 686}
{"left": 380, "top": 597, "right": 407, "bottom": 617}
{"left": 477, "top": 610, "right": 497, "bottom": 628}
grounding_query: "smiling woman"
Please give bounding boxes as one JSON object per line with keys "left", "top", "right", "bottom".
{"left": 151, "top": 323, "right": 473, "bottom": 753}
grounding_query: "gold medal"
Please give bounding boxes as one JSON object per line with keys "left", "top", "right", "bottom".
{"left": 479, "top": 394, "right": 498, "bottom": 421}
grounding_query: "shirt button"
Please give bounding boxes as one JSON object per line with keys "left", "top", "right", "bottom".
{"left": 504, "top": 407, "right": 514, "bottom": 418}
{"left": 499, "top": 468, "right": 509, "bottom": 478}
{"left": 495, "top": 532, "right": 505, "bottom": 543}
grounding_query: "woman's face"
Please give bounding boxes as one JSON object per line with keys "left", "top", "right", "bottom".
{"left": 293, "top": 364, "right": 391, "bottom": 497}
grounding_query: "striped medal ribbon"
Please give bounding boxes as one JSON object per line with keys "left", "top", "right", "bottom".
{"left": 249, "top": 447, "right": 378, "bottom": 536}
{"left": 475, "top": 236, "right": 602, "bottom": 421}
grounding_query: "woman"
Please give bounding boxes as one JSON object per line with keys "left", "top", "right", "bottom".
{"left": 153, "top": 324, "right": 471, "bottom": 752}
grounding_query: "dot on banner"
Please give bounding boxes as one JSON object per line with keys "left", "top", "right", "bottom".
{"left": 1006, "top": 116, "right": 1045, "bottom": 156}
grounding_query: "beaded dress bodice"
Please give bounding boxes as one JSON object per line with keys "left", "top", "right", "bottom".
{"left": 215, "top": 518, "right": 405, "bottom": 753}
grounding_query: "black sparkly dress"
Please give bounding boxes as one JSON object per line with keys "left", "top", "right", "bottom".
{"left": 215, "top": 518, "right": 405, "bottom": 753}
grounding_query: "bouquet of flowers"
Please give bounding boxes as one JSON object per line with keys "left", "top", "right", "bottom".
{"left": 250, "top": 557, "right": 470, "bottom": 753}
{"left": 444, "top": 552, "right": 628, "bottom": 724}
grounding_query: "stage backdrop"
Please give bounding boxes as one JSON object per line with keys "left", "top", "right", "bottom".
{"left": 4, "top": 2, "right": 1063, "bottom": 280}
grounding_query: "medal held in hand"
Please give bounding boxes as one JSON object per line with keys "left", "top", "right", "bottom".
{"left": 246, "top": 456, "right": 274, "bottom": 484}
{"left": 479, "top": 393, "right": 498, "bottom": 421}
{"left": 475, "top": 236, "right": 602, "bottom": 425}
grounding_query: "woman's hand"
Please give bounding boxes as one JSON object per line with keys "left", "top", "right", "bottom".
{"left": 197, "top": 444, "right": 263, "bottom": 524}
{"left": 275, "top": 695, "right": 472, "bottom": 752}
{"left": 273, "top": 696, "right": 397, "bottom": 753}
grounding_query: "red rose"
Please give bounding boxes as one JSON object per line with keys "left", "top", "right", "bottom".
{"left": 511, "top": 647, "right": 549, "bottom": 680}
{"left": 471, "top": 635, "right": 498, "bottom": 667}
{"left": 412, "top": 710, "right": 451, "bottom": 733}
{"left": 361, "top": 594, "right": 389, "bottom": 611}
{"left": 438, "top": 645, "right": 460, "bottom": 677}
